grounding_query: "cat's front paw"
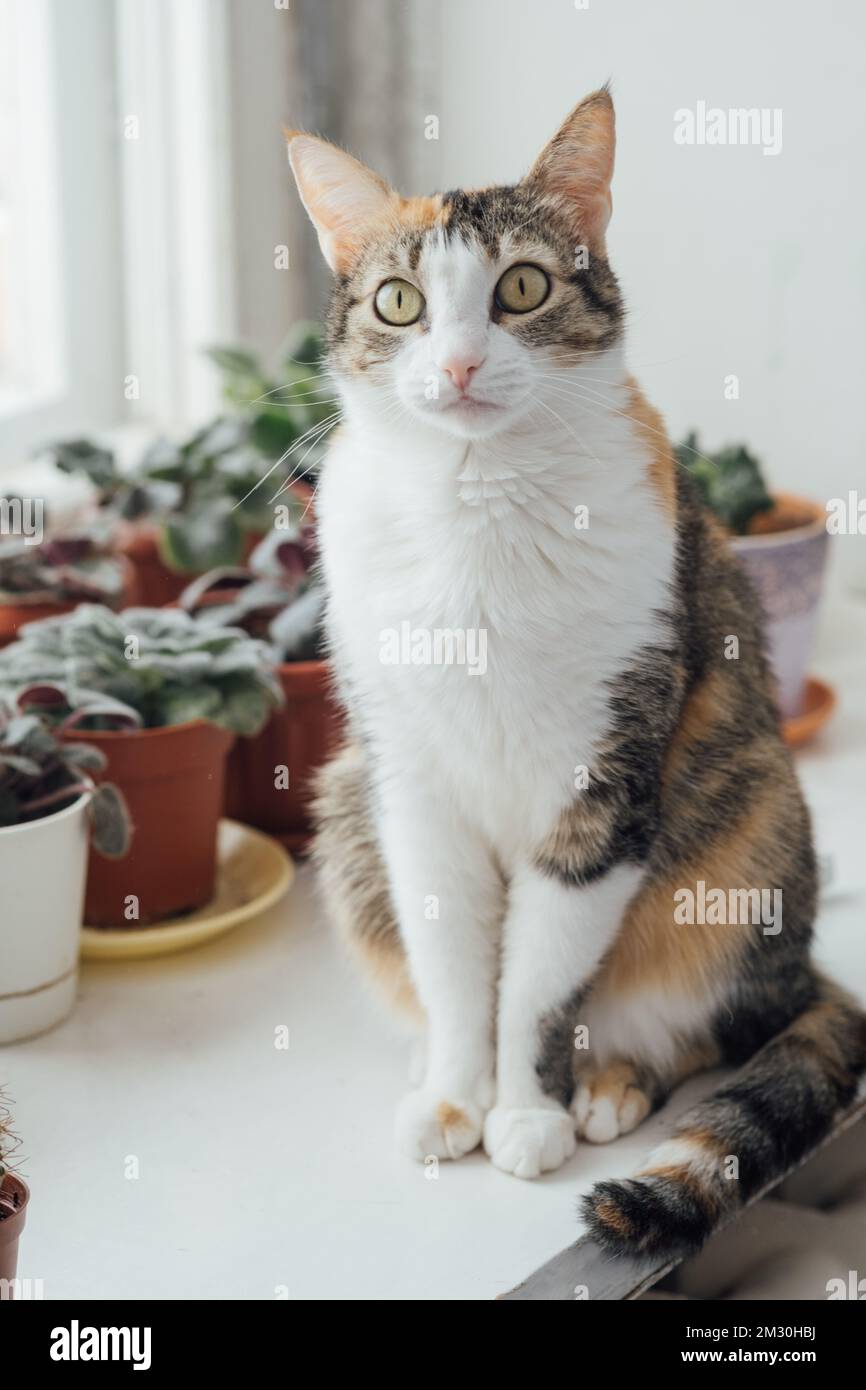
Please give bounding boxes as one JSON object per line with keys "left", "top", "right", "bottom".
{"left": 483, "top": 1105, "right": 576, "bottom": 1179}
{"left": 395, "top": 1086, "right": 489, "bottom": 1162}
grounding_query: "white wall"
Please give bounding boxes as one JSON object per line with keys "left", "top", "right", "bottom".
{"left": 412, "top": 0, "right": 866, "bottom": 511}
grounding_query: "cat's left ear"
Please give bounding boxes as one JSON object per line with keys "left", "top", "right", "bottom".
{"left": 286, "top": 132, "right": 395, "bottom": 274}
{"left": 525, "top": 87, "right": 615, "bottom": 249}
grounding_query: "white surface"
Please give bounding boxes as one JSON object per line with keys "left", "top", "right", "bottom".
{"left": 4, "top": 593, "right": 866, "bottom": 1301}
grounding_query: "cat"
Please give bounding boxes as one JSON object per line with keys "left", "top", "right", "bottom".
{"left": 289, "top": 88, "right": 866, "bottom": 1257}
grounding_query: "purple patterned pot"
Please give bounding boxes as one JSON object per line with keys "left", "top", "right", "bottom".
{"left": 730, "top": 495, "right": 829, "bottom": 721}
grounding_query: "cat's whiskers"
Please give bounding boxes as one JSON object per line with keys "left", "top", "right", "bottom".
{"left": 234, "top": 411, "right": 342, "bottom": 511}
{"left": 266, "top": 414, "right": 343, "bottom": 504}
{"left": 247, "top": 373, "right": 337, "bottom": 404}
{"left": 534, "top": 375, "right": 719, "bottom": 474}
{"left": 532, "top": 394, "right": 607, "bottom": 474}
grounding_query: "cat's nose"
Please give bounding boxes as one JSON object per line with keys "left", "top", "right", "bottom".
{"left": 440, "top": 355, "right": 484, "bottom": 393}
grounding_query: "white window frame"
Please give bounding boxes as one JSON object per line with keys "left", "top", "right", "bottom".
{"left": 115, "top": 0, "right": 237, "bottom": 433}
{"left": 0, "top": 0, "right": 125, "bottom": 465}
{"left": 0, "top": 0, "right": 238, "bottom": 471}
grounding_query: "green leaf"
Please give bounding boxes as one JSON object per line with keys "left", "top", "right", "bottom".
{"left": 89, "top": 782, "right": 132, "bottom": 859}
{"left": 159, "top": 684, "right": 223, "bottom": 727}
{"left": 205, "top": 345, "right": 263, "bottom": 378}
{"left": 214, "top": 682, "right": 274, "bottom": 737}
{"left": 158, "top": 506, "right": 245, "bottom": 574}
{"left": 249, "top": 408, "right": 300, "bottom": 461}
{"left": 279, "top": 321, "right": 325, "bottom": 370}
{"left": 677, "top": 433, "right": 773, "bottom": 535}
{"left": 47, "top": 439, "right": 118, "bottom": 494}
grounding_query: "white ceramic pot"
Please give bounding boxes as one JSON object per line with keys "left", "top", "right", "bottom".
{"left": 730, "top": 495, "right": 829, "bottom": 721}
{"left": 0, "top": 793, "right": 91, "bottom": 1044}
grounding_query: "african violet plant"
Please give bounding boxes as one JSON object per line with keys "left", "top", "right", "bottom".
{"left": 180, "top": 521, "right": 326, "bottom": 663}
{"left": 675, "top": 432, "right": 774, "bottom": 535}
{"left": 42, "top": 324, "right": 335, "bottom": 575}
{"left": 0, "top": 530, "right": 127, "bottom": 606}
{"left": 205, "top": 320, "right": 334, "bottom": 464}
{"left": 0, "top": 687, "right": 133, "bottom": 856}
{"left": 0, "top": 605, "right": 282, "bottom": 736}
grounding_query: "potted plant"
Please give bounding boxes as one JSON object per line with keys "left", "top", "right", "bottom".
{"left": 0, "top": 1098, "right": 28, "bottom": 1297}
{"left": 0, "top": 606, "right": 282, "bottom": 926}
{"left": 44, "top": 325, "right": 334, "bottom": 606}
{"left": 0, "top": 687, "right": 132, "bottom": 1040}
{"left": 676, "top": 434, "right": 830, "bottom": 723}
{"left": 0, "top": 526, "right": 132, "bottom": 647}
{"left": 180, "top": 524, "right": 342, "bottom": 851}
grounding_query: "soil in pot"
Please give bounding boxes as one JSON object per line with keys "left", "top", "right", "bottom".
{"left": 224, "top": 662, "right": 343, "bottom": 851}
{"left": 68, "top": 720, "right": 235, "bottom": 926}
{"left": 730, "top": 493, "right": 829, "bottom": 722}
{"left": 0, "top": 1174, "right": 30, "bottom": 1296}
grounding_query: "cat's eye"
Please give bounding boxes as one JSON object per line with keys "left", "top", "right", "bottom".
{"left": 495, "top": 263, "right": 551, "bottom": 314}
{"left": 374, "top": 278, "right": 425, "bottom": 326}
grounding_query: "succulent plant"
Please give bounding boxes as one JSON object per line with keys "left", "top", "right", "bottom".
{"left": 43, "top": 438, "right": 155, "bottom": 521}
{"left": 0, "top": 1091, "right": 17, "bottom": 1194}
{"left": 180, "top": 521, "right": 326, "bottom": 663}
{"left": 206, "top": 320, "right": 335, "bottom": 467}
{"left": 0, "top": 686, "right": 134, "bottom": 856}
{"left": 0, "top": 604, "right": 282, "bottom": 736}
{"left": 0, "top": 529, "right": 128, "bottom": 606}
{"left": 676, "top": 432, "right": 774, "bottom": 535}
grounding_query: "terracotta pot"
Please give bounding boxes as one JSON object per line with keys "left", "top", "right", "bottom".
{"left": 115, "top": 524, "right": 189, "bottom": 607}
{"left": 730, "top": 494, "right": 829, "bottom": 721}
{"left": 117, "top": 524, "right": 262, "bottom": 608}
{"left": 0, "top": 599, "right": 76, "bottom": 647}
{"left": 0, "top": 557, "right": 135, "bottom": 648}
{"left": 224, "top": 661, "right": 343, "bottom": 852}
{"left": 68, "top": 721, "right": 235, "bottom": 926}
{"left": 0, "top": 1174, "right": 29, "bottom": 1297}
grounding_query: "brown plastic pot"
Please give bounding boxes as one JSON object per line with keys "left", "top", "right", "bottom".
{"left": 0, "top": 599, "right": 76, "bottom": 647}
{"left": 0, "top": 1174, "right": 29, "bottom": 1297}
{"left": 115, "top": 524, "right": 190, "bottom": 607}
{"left": 0, "top": 557, "right": 136, "bottom": 648}
{"left": 67, "top": 720, "right": 235, "bottom": 926}
{"left": 117, "top": 524, "right": 262, "bottom": 608}
{"left": 224, "top": 661, "right": 343, "bottom": 852}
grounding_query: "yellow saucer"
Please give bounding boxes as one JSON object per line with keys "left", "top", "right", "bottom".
{"left": 80, "top": 820, "right": 294, "bottom": 960}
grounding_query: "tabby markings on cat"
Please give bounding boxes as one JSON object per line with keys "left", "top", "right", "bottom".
{"left": 288, "top": 87, "right": 866, "bottom": 1256}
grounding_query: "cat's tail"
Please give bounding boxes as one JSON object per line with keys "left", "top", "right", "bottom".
{"left": 581, "top": 976, "right": 866, "bottom": 1259}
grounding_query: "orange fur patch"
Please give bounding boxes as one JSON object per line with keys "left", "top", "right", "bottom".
{"left": 597, "top": 786, "right": 782, "bottom": 999}
{"left": 593, "top": 1198, "right": 634, "bottom": 1237}
{"left": 344, "top": 930, "right": 422, "bottom": 1024}
{"left": 641, "top": 1127, "right": 728, "bottom": 1178}
{"left": 625, "top": 377, "right": 677, "bottom": 519}
{"left": 436, "top": 1102, "right": 470, "bottom": 1131}
{"left": 394, "top": 193, "right": 446, "bottom": 230}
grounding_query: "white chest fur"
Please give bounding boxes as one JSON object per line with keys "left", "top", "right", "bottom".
{"left": 317, "top": 372, "right": 675, "bottom": 861}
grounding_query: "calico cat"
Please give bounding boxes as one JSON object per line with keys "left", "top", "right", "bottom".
{"left": 289, "top": 88, "right": 866, "bottom": 1256}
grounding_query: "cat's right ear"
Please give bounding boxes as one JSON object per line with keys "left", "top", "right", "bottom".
{"left": 525, "top": 87, "right": 616, "bottom": 250}
{"left": 286, "top": 133, "right": 394, "bottom": 274}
